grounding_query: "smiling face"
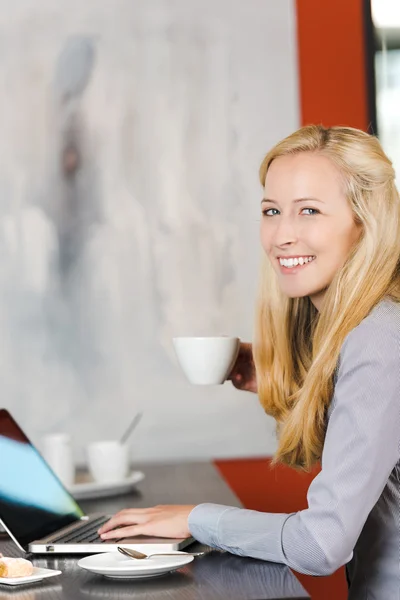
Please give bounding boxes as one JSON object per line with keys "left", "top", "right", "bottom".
{"left": 261, "top": 152, "right": 362, "bottom": 310}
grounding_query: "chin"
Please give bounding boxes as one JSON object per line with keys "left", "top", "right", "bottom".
{"left": 280, "top": 287, "right": 313, "bottom": 299}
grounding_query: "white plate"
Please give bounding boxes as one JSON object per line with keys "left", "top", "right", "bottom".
{"left": 68, "top": 471, "right": 145, "bottom": 500}
{"left": 0, "top": 567, "right": 62, "bottom": 586}
{"left": 78, "top": 551, "right": 194, "bottom": 579}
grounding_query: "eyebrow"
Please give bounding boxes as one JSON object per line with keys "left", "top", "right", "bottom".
{"left": 261, "top": 197, "right": 324, "bottom": 205}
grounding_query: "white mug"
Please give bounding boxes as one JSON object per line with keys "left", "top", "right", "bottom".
{"left": 42, "top": 433, "right": 75, "bottom": 488}
{"left": 87, "top": 440, "right": 130, "bottom": 483}
{"left": 172, "top": 336, "right": 240, "bottom": 385}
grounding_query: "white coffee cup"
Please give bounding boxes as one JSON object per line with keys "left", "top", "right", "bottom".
{"left": 42, "top": 433, "right": 75, "bottom": 488}
{"left": 87, "top": 440, "right": 130, "bottom": 483}
{"left": 172, "top": 336, "right": 240, "bottom": 385}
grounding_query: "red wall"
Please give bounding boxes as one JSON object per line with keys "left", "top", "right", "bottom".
{"left": 296, "top": 0, "right": 369, "bottom": 131}
{"left": 215, "top": 2, "right": 370, "bottom": 599}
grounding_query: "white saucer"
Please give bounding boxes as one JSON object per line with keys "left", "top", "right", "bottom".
{"left": 68, "top": 471, "right": 145, "bottom": 500}
{"left": 0, "top": 567, "right": 62, "bottom": 586}
{"left": 78, "top": 551, "right": 194, "bottom": 579}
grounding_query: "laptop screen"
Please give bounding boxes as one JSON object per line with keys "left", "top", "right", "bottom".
{"left": 0, "top": 409, "right": 84, "bottom": 549}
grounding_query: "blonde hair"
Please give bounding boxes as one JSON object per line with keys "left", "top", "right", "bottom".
{"left": 255, "top": 125, "right": 400, "bottom": 470}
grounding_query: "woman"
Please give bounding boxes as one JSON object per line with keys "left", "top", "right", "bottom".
{"left": 98, "top": 125, "right": 400, "bottom": 599}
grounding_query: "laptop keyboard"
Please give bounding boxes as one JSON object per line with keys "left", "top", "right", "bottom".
{"left": 51, "top": 516, "right": 110, "bottom": 544}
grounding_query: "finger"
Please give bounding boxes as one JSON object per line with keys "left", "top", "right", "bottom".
{"left": 231, "top": 373, "right": 244, "bottom": 389}
{"left": 227, "top": 358, "right": 242, "bottom": 381}
{"left": 112, "top": 507, "right": 155, "bottom": 518}
{"left": 100, "top": 525, "right": 144, "bottom": 539}
{"left": 228, "top": 371, "right": 242, "bottom": 383}
{"left": 99, "top": 508, "right": 156, "bottom": 532}
{"left": 98, "top": 513, "right": 147, "bottom": 534}
{"left": 98, "top": 517, "right": 141, "bottom": 534}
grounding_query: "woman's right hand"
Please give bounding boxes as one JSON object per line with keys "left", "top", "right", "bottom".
{"left": 227, "top": 342, "right": 257, "bottom": 393}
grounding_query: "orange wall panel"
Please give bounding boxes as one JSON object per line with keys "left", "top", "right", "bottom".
{"left": 295, "top": 0, "right": 369, "bottom": 130}
{"left": 215, "top": 458, "right": 348, "bottom": 600}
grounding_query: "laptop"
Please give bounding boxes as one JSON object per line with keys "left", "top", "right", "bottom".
{"left": 0, "top": 409, "right": 194, "bottom": 554}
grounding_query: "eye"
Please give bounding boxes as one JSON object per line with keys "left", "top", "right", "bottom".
{"left": 301, "top": 208, "right": 320, "bottom": 215}
{"left": 262, "top": 208, "right": 280, "bottom": 217}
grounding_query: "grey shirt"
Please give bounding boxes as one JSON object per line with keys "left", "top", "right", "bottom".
{"left": 188, "top": 298, "right": 400, "bottom": 600}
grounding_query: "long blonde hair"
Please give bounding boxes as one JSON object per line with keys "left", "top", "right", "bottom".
{"left": 255, "top": 125, "right": 400, "bottom": 470}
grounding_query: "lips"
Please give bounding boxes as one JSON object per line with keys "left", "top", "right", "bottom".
{"left": 278, "top": 255, "right": 315, "bottom": 264}
{"left": 277, "top": 256, "right": 316, "bottom": 274}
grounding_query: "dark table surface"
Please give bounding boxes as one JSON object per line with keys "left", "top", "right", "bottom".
{"left": 0, "top": 462, "right": 310, "bottom": 600}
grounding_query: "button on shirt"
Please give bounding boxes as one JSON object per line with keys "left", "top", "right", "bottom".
{"left": 188, "top": 298, "right": 400, "bottom": 600}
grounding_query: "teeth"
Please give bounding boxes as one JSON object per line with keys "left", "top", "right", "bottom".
{"left": 279, "top": 256, "right": 315, "bottom": 268}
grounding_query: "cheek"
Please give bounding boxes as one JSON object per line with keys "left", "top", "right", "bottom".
{"left": 335, "top": 223, "right": 361, "bottom": 259}
{"left": 260, "top": 223, "right": 272, "bottom": 253}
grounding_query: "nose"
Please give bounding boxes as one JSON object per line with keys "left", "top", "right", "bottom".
{"left": 272, "top": 215, "right": 298, "bottom": 247}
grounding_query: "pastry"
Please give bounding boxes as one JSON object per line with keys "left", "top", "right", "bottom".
{"left": 0, "top": 554, "right": 34, "bottom": 578}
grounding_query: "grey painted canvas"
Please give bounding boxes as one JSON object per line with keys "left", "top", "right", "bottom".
{"left": 0, "top": 0, "right": 299, "bottom": 462}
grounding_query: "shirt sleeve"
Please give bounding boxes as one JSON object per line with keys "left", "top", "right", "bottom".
{"left": 188, "top": 317, "right": 400, "bottom": 576}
